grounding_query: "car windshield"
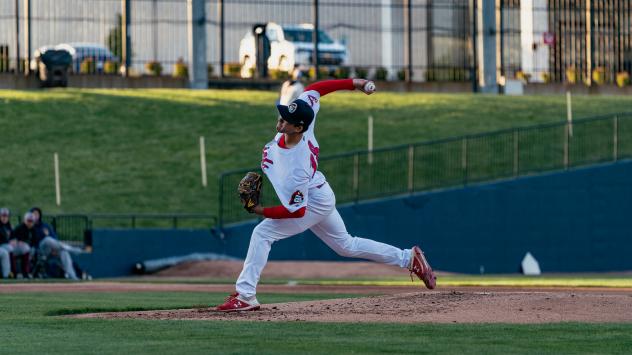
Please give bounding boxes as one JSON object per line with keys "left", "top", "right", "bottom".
{"left": 76, "top": 47, "right": 111, "bottom": 58}
{"left": 282, "top": 29, "right": 334, "bottom": 44}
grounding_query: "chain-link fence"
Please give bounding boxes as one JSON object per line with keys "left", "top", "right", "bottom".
{"left": 218, "top": 112, "right": 632, "bottom": 226}
{"left": 1, "top": 1, "right": 630, "bottom": 83}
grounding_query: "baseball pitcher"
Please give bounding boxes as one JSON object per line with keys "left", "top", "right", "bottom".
{"left": 218, "top": 79, "right": 436, "bottom": 312}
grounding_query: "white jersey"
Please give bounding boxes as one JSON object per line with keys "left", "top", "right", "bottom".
{"left": 261, "top": 90, "right": 326, "bottom": 212}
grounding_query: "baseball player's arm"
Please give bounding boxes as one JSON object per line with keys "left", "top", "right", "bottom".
{"left": 252, "top": 205, "right": 306, "bottom": 219}
{"left": 305, "top": 79, "right": 375, "bottom": 96}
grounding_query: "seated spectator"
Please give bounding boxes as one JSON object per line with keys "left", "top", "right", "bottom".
{"left": 30, "top": 207, "right": 84, "bottom": 280}
{"left": 0, "top": 208, "right": 13, "bottom": 279}
{"left": 11, "top": 212, "right": 36, "bottom": 278}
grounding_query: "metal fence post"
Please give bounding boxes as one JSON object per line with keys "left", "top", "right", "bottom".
{"left": 23, "top": 0, "right": 31, "bottom": 75}
{"left": 353, "top": 153, "right": 360, "bottom": 202}
{"left": 121, "top": 0, "right": 131, "bottom": 77}
{"left": 407, "top": 145, "right": 414, "bottom": 192}
{"left": 614, "top": 116, "right": 619, "bottom": 161}
{"left": 470, "top": 0, "right": 478, "bottom": 92}
{"left": 218, "top": 0, "right": 225, "bottom": 77}
{"left": 564, "top": 122, "right": 570, "bottom": 169}
{"left": 513, "top": 129, "right": 519, "bottom": 177}
{"left": 462, "top": 137, "right": 468, "bottom": 185}
{"left": 14, "top": 0, "right": 20, "bottom": 73}
{"left": 188, "top": 0, "right": 208, "bottom": 89}
{"left": 403, "top": 0, "right": 413, "bottom": 82}
{"left": 312, "top": 0, "right": 320, "bottom": 78}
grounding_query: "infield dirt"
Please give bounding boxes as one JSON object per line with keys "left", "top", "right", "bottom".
{"left": 67, "top": 287, "right": 632, "bottom": 324}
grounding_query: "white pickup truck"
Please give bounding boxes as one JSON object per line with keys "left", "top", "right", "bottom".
{"left": 239, "top": 22, "right": 348, "bottom": 78}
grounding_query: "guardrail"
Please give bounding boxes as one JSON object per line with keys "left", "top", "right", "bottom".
{"left": 218, "top": 112, "right": 632, "bottom": 227}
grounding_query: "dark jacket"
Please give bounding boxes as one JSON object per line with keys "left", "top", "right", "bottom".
{"left": 0, "top": 222, "right": 12, "bottom": 244}
{"left": 12, "top": 223, "right": 36, "bottom": 245}
{"left": 31, "top": 207, "right": 57, "bottom": 247}
{"left": 33, "top": 221, "right": 57, "bottom": 247}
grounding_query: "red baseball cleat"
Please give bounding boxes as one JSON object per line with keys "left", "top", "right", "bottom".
{"left": 216, "top": 292, "right": 261, "bottom": 312}
{"left": 409, "top": 246, "right": 437, "bottom": 289}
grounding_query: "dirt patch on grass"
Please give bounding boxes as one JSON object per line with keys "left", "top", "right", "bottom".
{"left": 70, "top": 289, "right": 632, "bottom": 324}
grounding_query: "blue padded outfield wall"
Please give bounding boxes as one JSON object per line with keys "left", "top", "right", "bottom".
{"left": 79, "top": 160, "right": 632, "bottom": 277}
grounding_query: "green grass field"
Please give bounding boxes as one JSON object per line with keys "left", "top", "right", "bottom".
{"left": 1, "top": 289, "right": 632, "bottom": 354}
{"left": 2, "top": 89, "right": 632, "bottom": 216}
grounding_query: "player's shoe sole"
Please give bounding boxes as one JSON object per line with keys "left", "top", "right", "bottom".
{"left": 216, "top": 293, "right": 261, "bottom": 312}
{"left": 409, "top": 246, "right": 437, "bottom": 289}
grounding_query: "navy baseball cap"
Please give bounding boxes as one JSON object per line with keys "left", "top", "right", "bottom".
{"left": 277, "top": 99, "right": 314, "bottom": 129}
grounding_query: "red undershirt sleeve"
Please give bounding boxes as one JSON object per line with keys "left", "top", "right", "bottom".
{"left": 305, "top": 79, "right": 355, "bottom": 97}
{"left": 263, "top": 205, "right": 306, "bottom": 219}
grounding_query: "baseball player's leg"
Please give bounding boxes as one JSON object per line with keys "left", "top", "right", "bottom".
{"left": 310, "top": 208, "right": 411, "bottom": 268}
{"left": 236, "top": 213, "right": 323, "bottom": 299}
{"left": 59, "top": 241, "right": 84, "bottom": 255}
{"left": 1, "top": 244, "right": 14, "bottom": 277}
{"left": 13, "top": 242, "right": 31, "bottom": 275}
{"left": 38, "top": 236, "right": 59, "bottom": 256}
{"left": 0, "top": 247, "right": 10, "bottom": 278}
{"left": 59, "top": 250, "right": 78, "bottom": 280}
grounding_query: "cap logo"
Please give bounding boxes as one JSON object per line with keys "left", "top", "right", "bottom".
{"left": 288, "top": 103, "right": 298, "bottom": 113}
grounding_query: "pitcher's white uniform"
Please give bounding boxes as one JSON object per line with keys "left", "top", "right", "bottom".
{"left": 236, "top": 89, "right": 412, "bottom": 298}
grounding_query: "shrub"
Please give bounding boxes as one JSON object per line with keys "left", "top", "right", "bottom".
{"left": 103, "top": 60, "right": 119, "bottom": 75}
{"left": 515, "top": 70, "right": 531, "bottom": 83}
{"left": 566, "top": 66, "right": 578, "bottom": 84}
{"left": 333, "top": 66, "right": 350, "bottom": 79}
{"left": 616, "top": 71, "right": 629, "bottom": 88}
{"left": 207, "top": 63, "right": 214, "bottom": 77}
{"left": 224, "top": 63, "right": 241, "bottom": 77}
{"left": 145, "top": 60, "right": 163, "bottom": 76}
{"left": 375, "top": 67, "right": 388, "bottom": 81}
{"left": 308, "top": 66, "right": 330, "bottom": 80}
{"left": 354, "top": 66, "right": 368, "bottom": 78}
{"left": 540, "top": 72, "right": 551, "bottom": 83}
{"left": 592, "top": 67, "right": 606, "bottom": 85}
{"left": 269, "top": 69, "right": 290, "bottom": 80}
{"left": 397, "top": 69, "right": 406, "bottom": 81}
{"left": 173, "top": 58, "right": 188, "bottom": 78}
{"left": 80, "top": 57, "right": 96, "bottom": 74}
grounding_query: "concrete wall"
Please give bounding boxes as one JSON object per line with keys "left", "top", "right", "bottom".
{"left": 0, "top": 73, "right": 187, "bottom": 89}
{"left": 220, "top": 160, "right": 632, "bottom": 274}
{"left": 73, "top": 229, "right": 224, "bottom": 278}
{"left": 76, "top": 160, "right": 632, "bottom": 277}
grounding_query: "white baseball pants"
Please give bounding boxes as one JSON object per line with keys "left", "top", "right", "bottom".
{"left": 236, "top": 183, "right": 412, "bottom": 298}
{"left": 38, "top": 237, "right": 78, "bottom": 280}
{"left": 0, "top": 243, "right": 11, "bottom": 278}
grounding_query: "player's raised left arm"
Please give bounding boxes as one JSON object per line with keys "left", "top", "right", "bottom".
{"left": 305, "top": 79, "right": 375, "bottom": 97}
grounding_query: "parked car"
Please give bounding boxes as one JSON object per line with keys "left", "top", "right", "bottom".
{"left": 31, "top": 43, "right": 118, "bottom": 74}
{"left": 239, "top": 22, "right": 348, "bottom": 78}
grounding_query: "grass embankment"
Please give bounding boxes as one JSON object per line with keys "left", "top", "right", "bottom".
{"left": 0, "top": 290, "right": 631, "bottom": 354}
{"left": 2, "top": 89, "right": 632, "bottom": 216}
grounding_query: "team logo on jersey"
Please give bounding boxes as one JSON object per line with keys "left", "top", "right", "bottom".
{"left": 289, "top": 190, "right": 304, "bottom": 205}
{"left": 307, "top": 95, "right": 318, "bottom": 107}
{"left": 288, "top": 102, "right": 298, "bottom": 113}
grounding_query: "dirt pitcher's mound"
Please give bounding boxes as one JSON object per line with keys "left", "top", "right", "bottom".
{"left": 155, "top": 261, "right": 420, "bottom": 279}
{"left": 71, "top": 290, "right": 632, "bottom": 323}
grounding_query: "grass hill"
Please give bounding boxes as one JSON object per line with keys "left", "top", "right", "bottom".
{"left": 1, "top": 88, "right": 632, "bottom": 215}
